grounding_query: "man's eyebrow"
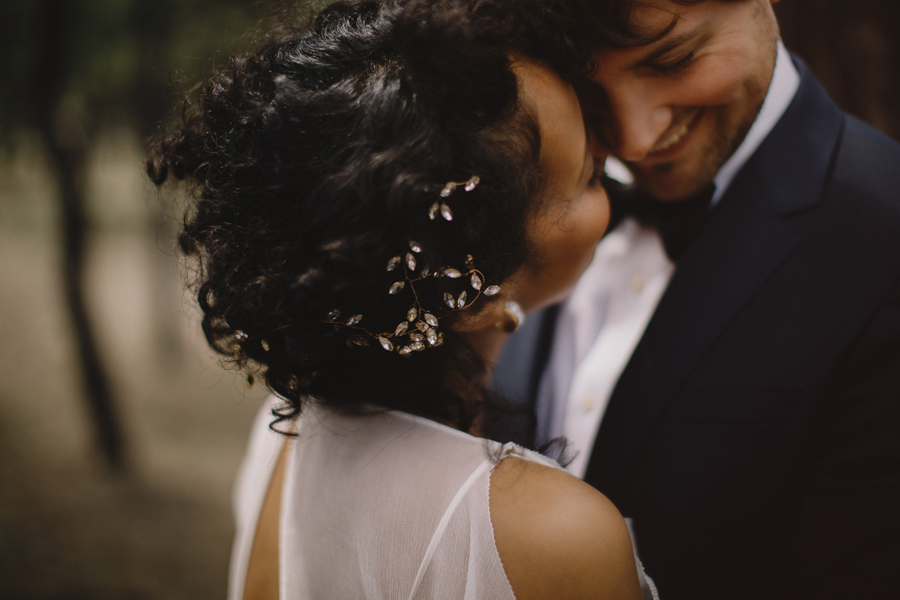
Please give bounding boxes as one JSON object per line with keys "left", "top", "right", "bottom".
{"left": 628, "top": 24, "right": 705, "bottom": 70}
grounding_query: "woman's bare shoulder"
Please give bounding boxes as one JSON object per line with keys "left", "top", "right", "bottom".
{"left": 489, "top": 457, "right": 644, "bottom": 600}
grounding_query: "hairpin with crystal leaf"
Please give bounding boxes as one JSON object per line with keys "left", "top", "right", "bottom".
{"left": 325, "top": 175, "right": 503, "bottom": 356}
{"left": 428, "top": 175, "right": 480, "bottom": 222}
{"left": 325, "top": 244, "right": 501, "bottom": 355}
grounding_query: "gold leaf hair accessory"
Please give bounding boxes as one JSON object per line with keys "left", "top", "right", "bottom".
{"left": 428, "top": 175, "right": 480, "bottom": 222}
{"left": 326, "top": 175, "right": 502, "bottom": 356}
{"left": 326, "top": 245, "right": 500, "bottom": 355}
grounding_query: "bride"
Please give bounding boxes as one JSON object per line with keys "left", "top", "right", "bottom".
{"left": 149, "top": 0, "right": 658, "bottom": 598}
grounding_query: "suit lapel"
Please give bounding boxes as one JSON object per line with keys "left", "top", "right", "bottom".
{"left": 584, "top": 58, "right": 845, "bottom": 493}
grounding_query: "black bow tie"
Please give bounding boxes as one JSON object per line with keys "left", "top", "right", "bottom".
{"left": 604, "top": 176, "right": 716, "bottom": 261}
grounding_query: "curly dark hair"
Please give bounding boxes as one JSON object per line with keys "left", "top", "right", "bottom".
{"left": 147, "top": 0, "right": 594, "bottom": 442}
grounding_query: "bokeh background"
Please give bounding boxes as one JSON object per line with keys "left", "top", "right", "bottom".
{"left": 1, "top": 1, "right": 898, "bottom": 598}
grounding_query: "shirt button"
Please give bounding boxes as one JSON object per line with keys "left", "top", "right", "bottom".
{"left": 580, "top": 394, "right": 596, "bottom": 413}
{"left": 629, "top": 274, "right": 646, "bottom": 294}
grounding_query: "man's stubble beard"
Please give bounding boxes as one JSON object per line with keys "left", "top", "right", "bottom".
{"left": 628, "top": 28, "right": 779, "bottom": 202}
{"left": 630, "top": 93, "right": 764, "bottom": 202}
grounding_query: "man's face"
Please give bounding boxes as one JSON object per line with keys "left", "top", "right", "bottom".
{"left": 580, "top": 0, "right": 780, "bottom": 201}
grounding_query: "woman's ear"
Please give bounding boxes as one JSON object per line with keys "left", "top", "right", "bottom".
{"left": 449, "top": 296, "right": 507, "bottom": 332}
{"left": 450, "top": 296, "right": 525, "bottom": 364}
{"left": 450, "top": 296, "right": 523, "bottom": 334}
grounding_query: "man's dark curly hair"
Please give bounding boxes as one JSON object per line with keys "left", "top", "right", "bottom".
{"left": 147, "top": 0, "right": 594, "bottom": 442}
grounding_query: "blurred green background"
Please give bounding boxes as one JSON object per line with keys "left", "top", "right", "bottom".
{"left": 0, "top": 1, "right": 897, "bottom": 598}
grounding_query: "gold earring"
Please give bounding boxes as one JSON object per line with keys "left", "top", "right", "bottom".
{"left": 495, "top": 300, "right": 525, "bottom": 333}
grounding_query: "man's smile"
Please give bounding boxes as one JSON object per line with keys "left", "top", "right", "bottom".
{"left": 648, "top": 108, "right": 704, "bottom": 157}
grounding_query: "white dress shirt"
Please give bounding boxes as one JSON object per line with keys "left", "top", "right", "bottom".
{"left": 540, "top": 41, "right": 800, "bottom": 478}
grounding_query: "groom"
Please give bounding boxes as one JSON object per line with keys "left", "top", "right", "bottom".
{"left": 496, "top": 0, "right": 900, "bottom": 598}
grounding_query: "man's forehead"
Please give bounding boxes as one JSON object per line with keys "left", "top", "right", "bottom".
{"left": 629, "top": 0, "right": 693, "bottom": 29}
{"left": 594, "top": 0, "right": 732, "bottom": 46}
{"left": 623, "top": 0, "right": 754, "bottom": 35}
{"left": 593, "top": 0, "right": 717, "bottom": 65}
{"left": 627, "top": 0, "right": 716, "bottom": 42}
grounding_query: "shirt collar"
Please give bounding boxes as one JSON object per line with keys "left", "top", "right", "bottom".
{"left": 711, "top": 40, "right": 799, "bottom": 206}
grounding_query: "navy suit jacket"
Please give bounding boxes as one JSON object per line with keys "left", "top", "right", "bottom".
{"left": 494, "top": 58, "right": 900, "bottom": 599}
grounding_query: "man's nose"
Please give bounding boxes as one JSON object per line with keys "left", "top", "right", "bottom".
{"left": 606, "top": 92, "right": 672, "bottom": 163}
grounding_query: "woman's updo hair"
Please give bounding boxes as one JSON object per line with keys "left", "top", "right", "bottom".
{"left": 148, "top": 0, "right": 592, "bottom": 439}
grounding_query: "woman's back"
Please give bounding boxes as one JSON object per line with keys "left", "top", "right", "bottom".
{"left": 230, "top": 399, "right": 657, "bottom": 600}
{"left": 231, "top": 400, "right": 556, "bottom": 599}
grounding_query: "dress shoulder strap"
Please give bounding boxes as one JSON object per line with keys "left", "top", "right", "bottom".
{"left": 406, "top": 458, "right": 494, "bottom": 600}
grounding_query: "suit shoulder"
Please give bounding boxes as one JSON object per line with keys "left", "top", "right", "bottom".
{"left": 843, "top": 115, "right": 900, "bottom": 154}
{"left": 489, "top": 458, "right": 643, "bottom": 600}
{"left": 828, "top": 115, "right": 900, "bottom": 221}
{"left": 833, "top": 116, "right": 900, "bottom": 195}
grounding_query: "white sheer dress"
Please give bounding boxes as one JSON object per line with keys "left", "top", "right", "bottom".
{"left": 227, "top": 397, "right": 659, "bottom": 600}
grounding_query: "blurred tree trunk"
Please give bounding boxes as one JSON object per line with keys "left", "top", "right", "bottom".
{"left": 777, "top": 0, "right": 900, "bottom": 140}
{"left": 130, "top": 0, "right": 189, "bottom": 368}
{"left": 34, "top": 0, "right": 125, "bottom": 471}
